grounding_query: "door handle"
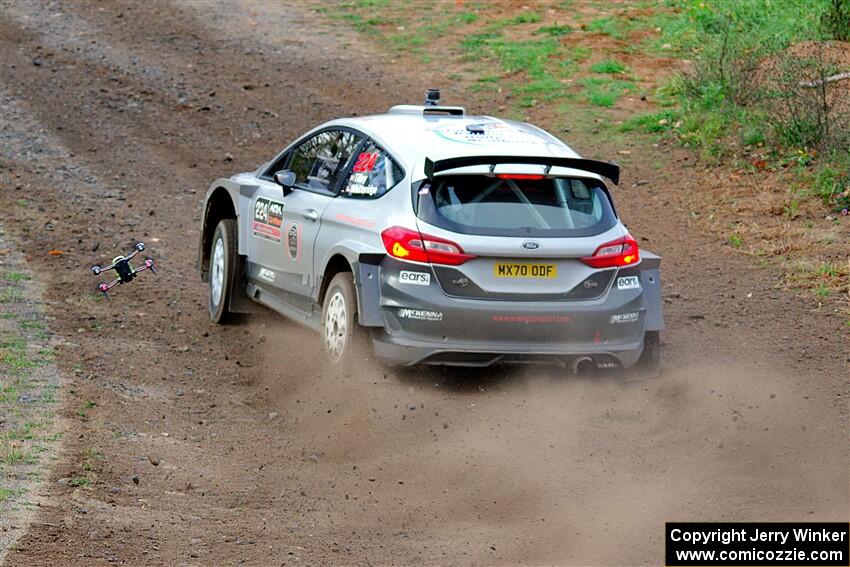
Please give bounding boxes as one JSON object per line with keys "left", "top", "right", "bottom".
{"left": 302, "top": 209, "right": 319, "bottom": 222}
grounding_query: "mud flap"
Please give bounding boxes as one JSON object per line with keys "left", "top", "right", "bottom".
{"left": 640, "top": 251, "right": 664, "bottom": 331}
{"left": 356, "top": 259, "right": 384, "bottom": 327}
{"left": 228, "top": 255, "right": 260, "bottom": 314}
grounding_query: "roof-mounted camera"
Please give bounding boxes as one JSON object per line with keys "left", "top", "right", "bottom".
{"left": 424, "top": 88, "right": 441, "bottom": 106}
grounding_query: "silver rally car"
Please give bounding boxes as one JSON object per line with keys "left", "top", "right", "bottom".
{"left": 198, "top": 92, "right": 664, "bottom": 374}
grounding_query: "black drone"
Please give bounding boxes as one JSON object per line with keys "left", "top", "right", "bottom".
{"left": 91, "top": 242, "right": 157, "bottom": 299}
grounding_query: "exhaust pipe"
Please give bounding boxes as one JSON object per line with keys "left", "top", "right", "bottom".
{"left": 571, "top": 356, "right": 595, "bottom": 376}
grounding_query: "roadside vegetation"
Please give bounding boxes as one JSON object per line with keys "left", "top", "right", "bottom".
{"left": 318, "top": 0, "right": 848, "bottom": 309}
{"left": 0, "top": 232, "right": 62, "bottom": 542}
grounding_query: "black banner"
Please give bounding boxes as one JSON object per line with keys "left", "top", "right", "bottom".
{"left": 666, "top": 522, "right": 849, "bottom": 566}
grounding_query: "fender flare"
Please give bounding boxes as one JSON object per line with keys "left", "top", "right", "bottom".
{"left": 317, "top": 241, "right": 385, "bottom": 327}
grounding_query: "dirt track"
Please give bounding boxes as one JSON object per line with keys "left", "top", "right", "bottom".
{"left": 0, "top": 1, "right": 847, "bottom": 565}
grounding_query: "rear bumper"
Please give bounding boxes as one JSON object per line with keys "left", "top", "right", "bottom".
{"left": 366, "top": 258, "right": 655, "bottom": 368}
{"left": 372, "top": 334, "right": 645, "bottom": 368}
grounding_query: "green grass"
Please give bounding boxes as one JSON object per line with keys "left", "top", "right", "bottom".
{"left": 535, "top": 24, "right": 573, "bottom": 37}
{"left": 811, "top": 154, "right": 850, "bottom": 211}
{"left": 2, "top": 352, "right": 42, "bottom": 372}
{"left": 585, "top": 17, "right": 622, "bottom": 38}
{"left": 0, "top": 287, "right": 24, "bottom": 303}
{"left": 19, "top": 320, "right": 44, "bottom": 331}
{"left": 620, "top": 110, "right": 679, "bottom": 133}
{"left": 590, "top": 59, "right": 628, "bottom": 74}
{"left": 492, "top": 12, "right": 542, "bottom": 27}
{"left": 1, "top": 443, "right": 29, "bottom": 466}
{"left": 582, "top": 77, "right": 634, "bottom": 107}
{"left": 2, "top": 271, "right": 31, "bottom": 282}
{"left": 68, "top": 477, "right": 91, "bottom": 487}
{"left": 0, "top": 486, "right": 25, "bottom": 503}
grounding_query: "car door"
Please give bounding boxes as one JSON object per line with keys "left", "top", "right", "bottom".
{"left": 275, "top": 129, "right": 361, "bottom": 304}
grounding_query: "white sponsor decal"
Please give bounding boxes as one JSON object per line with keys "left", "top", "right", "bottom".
{"left": 610, "top": 312, "right": 640, "bottom": 324}
{"left": 258, "top": 267, "right": 276, "bottom": 282}
{"left": 617, "top": 276, "right": 641, "bottom": 290}
{"left": 397, "top": 308, "right": 443, "bottom": 322}
{"left": 399, "top": 270, "right": 431, "bottom": 286}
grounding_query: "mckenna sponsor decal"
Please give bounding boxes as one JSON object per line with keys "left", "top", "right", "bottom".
{"left": 258, "top": 267, "right": 276, "bottom": 282}
{"left": 610, "top": 312, "right": 640, "bottom": 324}
{"left": 399, "top": 271, "right": 431, "bottom": 286}
{"left": 617, "top": 276, "right": 640, "bottom": 290}
{"left": 397, "top": 308, "right": 443, "bottom": 322}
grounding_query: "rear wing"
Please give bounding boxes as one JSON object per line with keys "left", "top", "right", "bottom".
{"left": 424, "top": 155, "right": 620, "bottom": 185}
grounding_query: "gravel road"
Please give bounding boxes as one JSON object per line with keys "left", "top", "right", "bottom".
{"left": 1, "top": 1, "right": 847, "bottom": 565}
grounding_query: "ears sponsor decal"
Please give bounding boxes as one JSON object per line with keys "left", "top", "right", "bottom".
{"left": 398, "top": 270, "right": 431, "bottom": 286}
{"left": 617, "top": 276, "right": 641, "bottom": 290}
{"left": 286, "top": 222, "right": 301, "bottom": 261}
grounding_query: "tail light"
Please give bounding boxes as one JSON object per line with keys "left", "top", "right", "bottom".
{"left": 581, "top": 235, "right": 640, "bottom": 268}
{"left": 381, "top": 226, "right": 474, "bottom": 266}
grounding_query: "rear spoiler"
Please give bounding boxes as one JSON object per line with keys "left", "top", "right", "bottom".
{"left": 424, "top": 155, "right": 620, "bottom": 185}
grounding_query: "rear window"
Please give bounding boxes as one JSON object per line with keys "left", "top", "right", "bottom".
{"left": 416, "top": 175, "right": 617, "bottom": 237}
{"left": 339, "top": 142, "right": 404, "bottom": 199}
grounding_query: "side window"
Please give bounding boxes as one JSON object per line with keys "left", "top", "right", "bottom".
{"left": 340, "top": 142, "right": 404, "bottom": 199}
{"left": 288, "top": 130, "right": 360, "bottom": 193}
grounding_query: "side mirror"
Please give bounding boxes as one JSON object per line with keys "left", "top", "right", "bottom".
{"left": 274, "top": 170, "right": 296, "bottom": 196}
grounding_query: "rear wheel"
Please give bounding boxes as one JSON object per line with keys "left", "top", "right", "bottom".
{"left": 321, "top": 272, "right": 364, "bottom": 364}
{"left": 635, "top": 330, "right": 662, "bottom": 377}
{"left": 208, "top": 219, "right": 237, "bottom": 324}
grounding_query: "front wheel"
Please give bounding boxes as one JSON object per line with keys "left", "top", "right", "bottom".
{"left": 321, "top": 272, "right": 364, "bottom": 364}
{"left": 208, "top": 219, "right": 238, "bottom": 324}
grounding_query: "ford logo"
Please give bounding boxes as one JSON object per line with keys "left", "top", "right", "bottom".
{"left": 522, "top": 241, "right": 540, "bottom": 250}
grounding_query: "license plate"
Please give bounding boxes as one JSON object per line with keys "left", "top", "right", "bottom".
{"left": 493, "top": 263, "right": 557, "bottom": 278}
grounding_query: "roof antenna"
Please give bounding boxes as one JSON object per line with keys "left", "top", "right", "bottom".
{"left": 424, "top": 88, "right": 440, "bottom": 106}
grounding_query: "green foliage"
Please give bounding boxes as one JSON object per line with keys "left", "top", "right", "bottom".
{"left": 497, "top": 12, "right": 542, "bottom": 26}
{"left": 582, "top": 77, "right": 634, "bottom": 107}
{"left": 455, "top": 12, "right": 479, "bottom": 25}
{"left": 821, "top": 0, "right": 850, "bottom": 40}
{"left": 585, "top": 17, "right": 622, "bottom": 38}
{"left": 535, "top": 24, "right": 573, "bottom": 37}
{"left": 812, "top": 153, "right": 850, "bottom": 211}
{"left": 590, "top": 59, "right": 628, "bottom": 74}
{"left": 0, "top": 487, "right": 23, "bottom": 503}
{"left": 2, "top": 271, "right": 31, "bottom": 282}
{"left": 620, "top": 110, "right": 679, "bottom": 133}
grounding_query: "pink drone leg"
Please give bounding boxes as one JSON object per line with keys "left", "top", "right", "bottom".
{"left": 97, "top": 279, "right": 120, "bottom": 300}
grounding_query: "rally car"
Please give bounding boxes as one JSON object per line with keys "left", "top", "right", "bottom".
{"left": 197, "top": 91, "right": 664, "bottom": 374}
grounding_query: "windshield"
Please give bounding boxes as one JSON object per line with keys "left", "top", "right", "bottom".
{"left": 416, "top": 175, "right": 617, "bottom": 237}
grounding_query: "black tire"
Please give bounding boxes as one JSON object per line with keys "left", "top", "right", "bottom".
{"left": 321, "top": 272, "right": 365, "bottom": 364}
{"left": 635, "top": 330, "right": 662, "bottom": 377}
{"left": 208, "top": 219, "right": 238, "bottom": 324}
